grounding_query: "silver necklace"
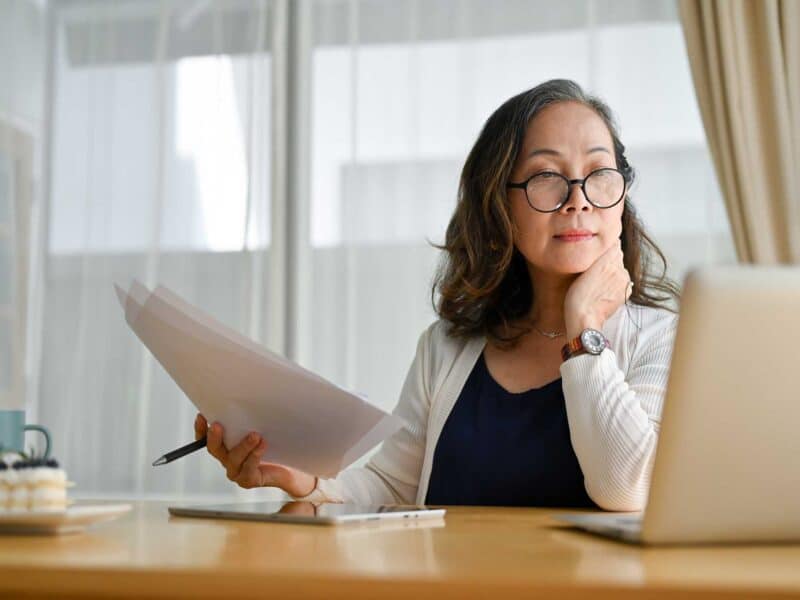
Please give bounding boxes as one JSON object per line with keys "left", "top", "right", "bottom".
{"left": 533, "top": 325, "right": 565, "bottom": 339}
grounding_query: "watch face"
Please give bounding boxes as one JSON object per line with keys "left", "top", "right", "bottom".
{"left": 580, "top": 329, "right": 606, "bottom": 354}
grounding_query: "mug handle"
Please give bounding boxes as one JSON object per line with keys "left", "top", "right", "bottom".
{"left": 23, "top": 425, "right": 51, "bottom": 459}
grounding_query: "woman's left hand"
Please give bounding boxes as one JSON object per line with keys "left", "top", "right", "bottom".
{"left": 563, "top": 239, "right": 632, "bottom": 339}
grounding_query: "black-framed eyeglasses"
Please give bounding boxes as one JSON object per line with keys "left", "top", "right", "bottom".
{"left": 506, "top": 167, "right": 626, "bottom": 213}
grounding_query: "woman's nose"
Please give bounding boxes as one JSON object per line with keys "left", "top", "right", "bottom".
{"left": 561, "top": 182, "right": 592, "bottom": 212}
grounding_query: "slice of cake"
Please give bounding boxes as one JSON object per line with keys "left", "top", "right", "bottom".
{"left": 0, "top": 462, "right": 13, "bottom": 510}
{"left": 27, "top": 459, "right": 69, "bottom": 511}
{"left": 0, "top": 453, "right": 25, "bottom": 511}
{"left": 0, "top": 455, "right": 71, "bottom": 512}
{"left": 9, "top": 462, "right": 29, "bottom": 511}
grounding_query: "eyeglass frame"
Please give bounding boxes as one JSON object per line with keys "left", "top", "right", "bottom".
{"left": 506, "top": 167, "right": 627, "bottom": 213}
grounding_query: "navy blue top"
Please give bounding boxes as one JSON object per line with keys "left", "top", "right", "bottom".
{"left": 425, "top": 351, "right": 597, "bottom": 508}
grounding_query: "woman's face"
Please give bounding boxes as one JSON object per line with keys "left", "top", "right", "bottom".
{"left": 507, "top": 101, "right": 625, "bottom": 277}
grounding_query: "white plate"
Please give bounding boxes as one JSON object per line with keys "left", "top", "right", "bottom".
{"left": 0, "top": 504, "right": 132, "bottom": 535}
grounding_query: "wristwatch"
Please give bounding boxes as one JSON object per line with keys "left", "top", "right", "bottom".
{"left": 561, "top": 328, "right": 610, "bottom": 362}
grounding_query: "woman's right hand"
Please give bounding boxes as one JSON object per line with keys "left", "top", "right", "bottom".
{"left": 194, "top": 414, "right": 317, "bottom": 498}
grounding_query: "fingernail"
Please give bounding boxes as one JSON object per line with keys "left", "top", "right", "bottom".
{"left": 249, "top": 432, "right": 259, "bottom": 443}
{"left": 212, "top": 423, "right": 221, "bottom": 434}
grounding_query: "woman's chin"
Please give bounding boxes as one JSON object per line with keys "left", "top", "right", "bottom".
{"left": 521, "top": 245, "right": 603, "bottom": 276}
{"left": 548, "top": 256, "right": 598, "bottom": 275}
{"left": 552, "top": 247, "right": 604, "bottom": 273}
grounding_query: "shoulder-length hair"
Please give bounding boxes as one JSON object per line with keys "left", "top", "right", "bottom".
{"left": 432, "top": 79, "right": 680, "bottom": 348}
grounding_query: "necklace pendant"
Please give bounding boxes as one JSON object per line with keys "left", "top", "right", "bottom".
{"left": 534, "top": 326, "right": 565, "bottom": 339}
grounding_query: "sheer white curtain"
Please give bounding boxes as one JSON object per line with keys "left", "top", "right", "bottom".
{"left": 11, "top": 0, "right": 734, "bottom": 499}
{"left": 33, "top": 0, "right": 284, "bottom": 499}
{"left": 0, "top": 0, "right": 44, "bottom": 427}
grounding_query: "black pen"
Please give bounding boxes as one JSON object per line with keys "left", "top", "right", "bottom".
{"left": 152, "top": 437, "right": 207, "bottom": 466}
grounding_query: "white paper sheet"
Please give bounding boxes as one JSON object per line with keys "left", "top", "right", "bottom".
{"left": 114, "top": 280, "right": 404, "bottom": 478}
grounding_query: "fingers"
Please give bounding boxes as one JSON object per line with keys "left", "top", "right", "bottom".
{"left": 204, "top": 421, "right": 271, "bottom": 488}
{"left": 577, "top": 237, "right": 622, "bottom": 280}
{"left": 225, "top": 432, "right": 263, "bottom": 481}
{"left": 604, "top": 239, "right": 629, "bottom": 290}
{"left": 618, "top": 265, "right": 632, "bottom": 295}
{"left": 194, "top": 413, "right": 207, "bottom": 441}
{"left": 206, "top": 422, "right": 229, "bottom": 464}
{"left": 236, "top": 440, "right": 268, "bottom": 488}
{"left": 610, "top": 238, "right": 624, "bottom": 260}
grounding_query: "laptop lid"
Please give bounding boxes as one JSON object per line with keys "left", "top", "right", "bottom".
{"left": 642, "top": 266, "right": 800, "bottom": 544}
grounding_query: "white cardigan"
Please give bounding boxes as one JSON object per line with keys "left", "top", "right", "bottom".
{"left": 293, "top": 302, "right": 679, "bottom": 511}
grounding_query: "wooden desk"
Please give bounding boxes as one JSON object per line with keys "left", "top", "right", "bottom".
{"left": 1, "top": 501, "right": 799, "bottom": 599}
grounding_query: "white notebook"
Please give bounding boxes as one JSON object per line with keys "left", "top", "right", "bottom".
{"left": 115, "top": 280, "right": 404, "bottom": 478}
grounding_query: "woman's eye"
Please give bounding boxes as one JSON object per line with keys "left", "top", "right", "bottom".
{"left": 590, "top": 166, "right": 615, "bottom": 174}
{"left": 535, "top": 171, "right": 560, "bottom": 179}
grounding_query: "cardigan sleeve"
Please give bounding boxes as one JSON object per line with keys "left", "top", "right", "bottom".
{"left": 559, "top": 308, "right": 679, "bottom": 511}
{"left": 291, "top": 324, "right": 433, "bottom": 505}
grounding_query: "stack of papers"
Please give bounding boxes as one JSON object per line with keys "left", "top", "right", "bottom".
{"left": 114, "top": 281, "right": 404, "bottom": 478}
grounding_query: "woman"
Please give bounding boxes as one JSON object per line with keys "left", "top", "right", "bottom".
{"left": 195, "top": 79, "right": 680, "bottom": 511}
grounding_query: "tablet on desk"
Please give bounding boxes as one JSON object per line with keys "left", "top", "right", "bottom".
{"left": 168, "top": 501, "right": 446, "bottom": 525}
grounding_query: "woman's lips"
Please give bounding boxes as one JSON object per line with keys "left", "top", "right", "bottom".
{"left": 554, "top": 233, "right": 596, "bottom": 242}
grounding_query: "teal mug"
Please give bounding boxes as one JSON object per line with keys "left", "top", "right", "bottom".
{"left": 0, "top": 409, "right": 51, "bottom": 458}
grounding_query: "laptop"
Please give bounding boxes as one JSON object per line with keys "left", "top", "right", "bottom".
{"left": 169, "top": 501, "right": 446, "bottom": 526}
{"left": 555, "top": 265, "right": 800, "bottom": 545}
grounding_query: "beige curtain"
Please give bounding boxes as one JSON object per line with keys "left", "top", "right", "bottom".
{"left": 679, "top": 0, "right": 800, "bottom": 264}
